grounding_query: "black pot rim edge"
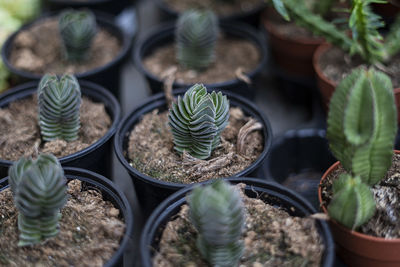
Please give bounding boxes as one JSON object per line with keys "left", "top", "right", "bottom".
{"left": 1, "top": 11, "right": 131, "bottom": 80}
{"left": 0, "top": 166, "right": 133, "bottom": 267}
{"left": 133, "top": 21, "right": 268, "bottom": 90}
{"left": 140, "top": 177, "right": 335, "bottom": 267}
{"left": 0, "top": 80, "right": 121, "bottom": 166}
{"left": 114, "top": 89, "right": 273, "bottom": 191}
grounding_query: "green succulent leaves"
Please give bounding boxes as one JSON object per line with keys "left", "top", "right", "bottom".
{"left": 328, "top": 174, "right": 376, "bottom": 230}
{"left": 8, "top": 154, "right": 67, "bottom": 246}
{"left": 59, "top": 9, "right": 97, "bottom": 62}
{"left": 38, "top": 74, "right": 81, "bottom": 142}
{"left": 188, "top": 180, "right": 245, "bottom": 267}
{"left": 168, "top": 84, "right": 230, "bottom": 160}
{"left": 327, "top": 67, "right": 397, "bottom": 186}
{"left": 175, "top": 9, "right": 218, "bottom": 70}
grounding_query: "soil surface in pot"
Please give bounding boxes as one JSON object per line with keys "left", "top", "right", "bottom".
{"left": 161, "top": 0, "right": 262, "bottom": 16}
{"left": 9, "top": 18, "right": 121, "bottom": 75}
{"left": 128, "top": 107, "right": 263, "bottom": 183}
{"left": 0, "top": 179, "right": 125, "bottom": 266}
{"left": 318, "top": 46, "right": 400, "bottom": 87}
{"left": 320, "top": 153, "right": 400, "bottom": 238}
{"left": 143, "top": 36, "right": 260, "bottom": 85}
{"left": 0, "top": 95, "right": 111, "bottom": 161}
{"left": 153, "top": 184, "right": 324, "bottom": 267}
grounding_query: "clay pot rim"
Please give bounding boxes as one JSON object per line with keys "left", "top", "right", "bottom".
{"left": 313, "top": 43, "right": 338, "bottom": 87}
{"left": 318, "top": 150, "right": 400, "bottom": 244}
{"left": 262, "top": 8, "right": 325, "bottom": 46}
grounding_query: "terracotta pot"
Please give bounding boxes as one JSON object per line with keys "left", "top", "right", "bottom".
{"left": 262, "top": 8, "right": 324, "bottom": 78}
{"left": 318, "top": 151, "right": 400, "bottom": 267}
{"left": 313, "top": 44, "right": 400, "bottom": 123}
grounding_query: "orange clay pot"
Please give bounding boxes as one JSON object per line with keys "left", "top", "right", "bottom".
{"left": 313, "top": 44, "right": 400, "bottom": 123}
{"left": 318, "top": 151, "right": 400, "bottom": 267}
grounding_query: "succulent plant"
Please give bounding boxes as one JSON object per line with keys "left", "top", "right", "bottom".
{"left": 58, "top": 9, "right": 97, "bottom": 62}
{"left": 168, "top": 84, "right": 229, "bottom": 160}
{"left": 38, "top": 74, "right": 81, "bottom": 142}
{"left": 175, "top": 9, "right": 219, "bottom": 70}
{"left": 328, "top": 174, "right": 376, "bottom": 230}
{"left": 188, "top": 180, "right": 245, "bottom": 267}
{"left": 327, "top": 67, "right": 397, "bottom": 186}
{"left": 8, "top": 154, "right": 67, "bottom": 246}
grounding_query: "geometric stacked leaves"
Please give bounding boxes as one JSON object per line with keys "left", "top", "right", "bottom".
{"left": 59, "top": 9, "right": 97, "bottom": 62}
{"left": 38, "top": 74, "right": 81, "bottom": 142}
{"left": 188, "top": 180, "right": 245, "bottom": 267}
{"left": 175, "top": 10, "right": 218, "bottom": 70}
{"left": 168, "top": 84, "right": 229, "bottom": 160}
{"left": 8, "top": 154, "right": 67, "bottom": 246}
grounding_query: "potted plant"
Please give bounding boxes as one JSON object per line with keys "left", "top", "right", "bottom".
{"left": 318, "top": 67, "right": 400, "bottom": 266}
{"left": 153, "top": 0, "right": 266, "bottom": 27}
{"left": 134, "top": 9, "right": 267, "bottom": 99}
{"left": 114, "top": 84, "right": 272, "bottom": 216}
{"left": 140, "top": 178, "right": 335, "bottom": 266}
{"left": 0, "top": 73, "right": 121, "bottom": 178}
{"left": 0, "top": 153, "right": 133, "bottom": 266}
{"left": 1, "top": 9, "right": 131, "bottom": 96}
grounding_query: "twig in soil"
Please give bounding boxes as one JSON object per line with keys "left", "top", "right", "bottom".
{"left": 160, "top": 66, "right": 178, "bottom": 108}
{"left": 237, "top": 119, "right": 262, "bottom": 156}
{"left": 235, "top": 67, "right": 251, "bottom": 84}
{"left": 182, "top": 151, "right": 234, "bottom": 176}
{"left": 309, "top": 213, "right": 329, "bottom": 220}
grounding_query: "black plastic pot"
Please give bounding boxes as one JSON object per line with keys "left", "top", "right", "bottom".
{"left": 0, "top": 80, "right": 121, "bottom": 179}
{"left": 265, "top": 129, "right": 336, "bottom": 209}
{"left": 0, "top": 167, "right": 133, "bottom": 267}
{"left": 47, "top": 0, "right": 134, "bottom": 16}
{"left": 140, "top": 177, "right": 335, "bottom": 267}
{"left": 134, "top": 22, "right": 267, "bottom": 100}
{"left": 114, "top": 89, "right": 272, "bottom": 217}
{"left": 153, "top": 0, "right": 266, "bottom": 28}
{"left": 1, "top": 12, "right": 131, "bottom": 97}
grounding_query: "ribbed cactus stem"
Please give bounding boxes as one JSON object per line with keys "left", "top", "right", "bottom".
{"left": 59, "top": 9, "right": 97, "bottom": 62}
{"left": 327, "top": 67, "right": 397, "bottom": 186}
{"left": 8, "top": 154, "right": 67, "bottom": 246}
{"left": 188, "top": 180, "right": 245, "bottom": 267}
{"left": 38, "top": 74, "right": 81, "bottom": 142}
{"left": 168, "top": 84, "right": 230, "bottom": 160}
{"left": 175, "top": 10, "right": 218, "bottom": 70}
{"left": 328, "top": 174, "right": 376, "bottom": 229}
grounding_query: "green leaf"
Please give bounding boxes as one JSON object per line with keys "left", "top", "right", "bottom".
{"left": 271, "top": 0, "right": 290, "bottom": 21}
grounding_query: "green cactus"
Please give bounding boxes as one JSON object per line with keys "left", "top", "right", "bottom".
{"left": 8, "top": 154, "right": 67, "bottom": 246}
{"left": 38, "top": 74, "right": 81, "bottom": 142}
{"left": 188, "top": 180, "right": 245, "bottom": 267}
{"left": 168, "top": 84, "right": 229, "bottom": 160}
{"left": 58, "top": 9, "right": 97, "bottom": 62}
{"left": 328, "top": 174, "right": 376, "bottom": 230}
{"left": 327, "top": 67, "right": 397, "bottom": 186}
{"left": 175, "top": 10, "right": 219, "bottom": 70}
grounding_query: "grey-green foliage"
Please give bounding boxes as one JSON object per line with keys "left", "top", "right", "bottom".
{"left": 168, "top": 84, "right": 229, "bottom": 160}
{"left": 188, "top": 180, "right": 245, "bottom": 267}
{"left": 38, "top": 74, "right": 81, "bottom": 142}
{"left": 327, "top": 67, "right": 397, "bottom": 186}
{"left": 175, "top": 10, "right": 218, "bottom": 70}
{"left": 328, "top": 174, "right": 376, "bottom": 229}
{"left": 59, "top": 9, "right": 97, "bottom": 62}
{"left": 8, "top": 154, "right": 67, "bottom": 246}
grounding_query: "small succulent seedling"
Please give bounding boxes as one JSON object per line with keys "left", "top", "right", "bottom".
{"left": 38, "top": 74, "right": 81, "bottom": 142}
{"left": 175, "top": 9, "right": 219, "bottom": 70}
{"left": 168, "top": 83, "right": 229, "bottom": 160}
{"left": 58, "top": 9, "right": 97, "bottom": 62}
{"left": 188, "top": 180, "right": 245, "bottom": 267}
{"left": 8, "top": 154, "right": 67, "bottom": 246}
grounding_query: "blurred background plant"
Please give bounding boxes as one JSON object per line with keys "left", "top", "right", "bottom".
{"left": 0, "top": 0, "right": 41, "bottom": 92}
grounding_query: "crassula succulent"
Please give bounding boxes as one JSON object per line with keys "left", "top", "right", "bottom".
{"left": 188, "top": 180, "right": 245, "bottom": 266}
{"left": 38, "top": 74, "right": 81, "bottom": 142}
{"left": 326, "top": 67, "right": 397, "bottom": 228}
{"left": 58, "top": 9, "right": 97, "bottom": 62}
{"left": 175, "top": 9, "right": 219, "bottom": 70}
{"left": 168, "top": 84, "right": 229, "bottom": 160}
{"left": 8, "top": 154, "right": 67, "bottom": 246}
